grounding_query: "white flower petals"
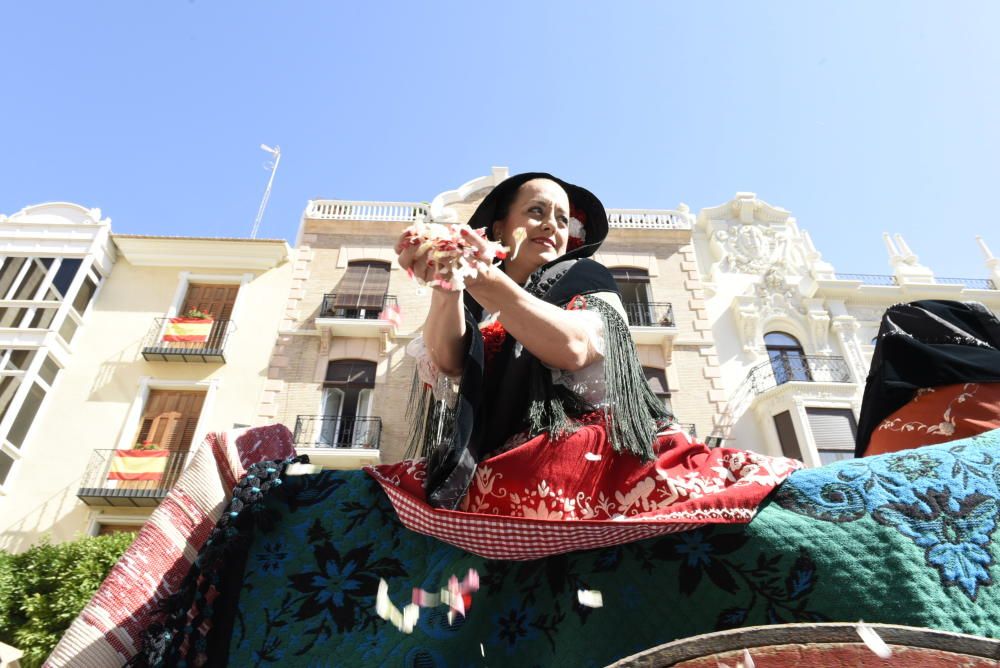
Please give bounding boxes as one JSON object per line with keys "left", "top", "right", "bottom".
{"left": 577, "top": 589, "right": 603, "bottom": 608}
{"left": 857, "top": 620, "right": 892, "bottom": 659}
{"left": 375, "top": 578, "right": 419, "bottom": 634}
{"left": 740, "top": 648, "right": 755, "bottom": 668}
{"left": 510, "top": 227, "right": 527, "bottom": 261}
{"left": 584, "top": 452, "right": 602, "bottom": 461}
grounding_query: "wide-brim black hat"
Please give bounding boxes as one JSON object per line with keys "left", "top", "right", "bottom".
{"left": 466, "top": 172, "right": 609, "bottom": 260}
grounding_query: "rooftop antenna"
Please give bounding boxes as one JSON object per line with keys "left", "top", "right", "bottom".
{"left": 251, "top": 144, "right": 281, "bottom": 239}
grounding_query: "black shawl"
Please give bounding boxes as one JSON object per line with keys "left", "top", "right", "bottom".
{"left": 855, "top": 300, "right": 1000, "bottom": 457}
{"left": 409, "top": 258, "right": 672, "bottom": 509}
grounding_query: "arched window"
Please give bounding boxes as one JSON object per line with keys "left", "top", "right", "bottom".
{"left": 611, "top": 267, "right": 653, "bottom": 325}
{"left": 318, "top": 359, "right": 377, "bottom": 447}
{"left": 328, "top": 260, "right": 391, "bottom": 319}
{"left": 765, "top": 331, "right": 811, "bottom": 385}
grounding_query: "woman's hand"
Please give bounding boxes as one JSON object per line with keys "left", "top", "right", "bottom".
{"left": 395, "top": 225, "right": 457, "bottom": 291}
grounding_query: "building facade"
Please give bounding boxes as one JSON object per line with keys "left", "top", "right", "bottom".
{"left": 259, "top": 167, "right": 719, "bottom": 467}
{"left": 694, "top": 192, "right": 1000, "bottom": 465}
{"left": 0, "top": 202, "right": 291, "bottom": 552}
{"left": 4, "top": 171, "right": 997, "bottom": 550}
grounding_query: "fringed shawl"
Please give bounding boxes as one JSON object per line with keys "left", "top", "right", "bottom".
{"left": 408, "top": 258, "right": 672, "bottom": 509}
{"left": 855, "top": 299, "right": 1000, "bottom": 457}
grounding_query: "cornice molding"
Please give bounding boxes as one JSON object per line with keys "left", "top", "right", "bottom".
{"left": 113, "top": 236, "right": 290, "bottom": 270}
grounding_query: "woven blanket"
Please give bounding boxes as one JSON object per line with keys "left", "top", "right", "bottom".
{"left": 211, "top": 429, "right": 1000, "bottom": 666}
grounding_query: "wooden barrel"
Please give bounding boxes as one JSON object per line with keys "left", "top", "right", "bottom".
{"left": 609, "top": 622, "right": 1000, "bottom": 667}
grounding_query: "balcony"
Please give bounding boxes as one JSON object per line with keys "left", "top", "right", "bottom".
{"left": 141, "top": 317, "right": 234, "bottom": 363}
{"left": 306, "top": 200, "right": 429, "bottom": 223}
{"left": 77, "top": 449, "right": 187, "bottom": 507}
{"left": 292, "top": 415, "right": 382, "bottom": 469}
{"left": 623, "top": 301, "right": 678, "bottom": 348}
{"left": 606, "top": 209, "right": 692, "bottom": 230}
{"left": 745, "top": 354, "right": 852, "bottom": 396}
{"left": 315, "top": 294, "right": 399, "bottom": 339}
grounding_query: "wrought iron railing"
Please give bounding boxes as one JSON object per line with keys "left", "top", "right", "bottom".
{"left": 744, "top": 354, "right": 852, "bottom": 396}
{"left": 935, "top": 277, "right": 996, "bottom": 289}
{"left": 141, "top": 318, "right": 235, "bottom": 362}
{"left": 320, "top": 294, "right": 397, "bottom": 320}
{"left": 293, "top": 415, "right": 382, "bottom": 449}
{"left": 622, "top": 302, "right": 675, "bottom": 327}
{"left": 833, "top": 273, "right": 897, "bottom": 285}
{"left": 77, "top": 449, "right": 188, "bottom": 506}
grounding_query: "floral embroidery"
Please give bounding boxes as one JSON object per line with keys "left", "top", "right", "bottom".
{"left": 775, "top": 438, "right": 1000, "bottom": 600}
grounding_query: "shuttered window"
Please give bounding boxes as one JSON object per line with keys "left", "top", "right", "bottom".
{"left": 135, "top": 390, "right": 206, "bottom": 452}
{"left": 806, "top": 407, "right": 856, "bottom": 465}
{"left": 182, "top": 284, "right": 239, "bottom": 321}
{"left": 333, "top": 261, "right": 391, "bottom": 311}
{"left": 773, "top": 410, "right": 802, "bottom": 460}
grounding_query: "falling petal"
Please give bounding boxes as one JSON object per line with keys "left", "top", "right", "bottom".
{"left": 584, "top": 452, "right": 602, "bottom": 461}
{"left": 857, "top": 620, "right": 892, "bottom": 659}
{"left": 510, "top": 228, "right": 527, "bottom": 261}
{"left": 577, "top": 589, "right": 604, "bottom": 608}
{"left": 740, "top": 648, "right": 755, "bottom": 668}
{"left": 480, "top": 643, "right": 486, "bottom": 657}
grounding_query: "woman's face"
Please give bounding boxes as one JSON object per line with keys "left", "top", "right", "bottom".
{"left": 493, "top": 179, "right": 571, "bottom": 282}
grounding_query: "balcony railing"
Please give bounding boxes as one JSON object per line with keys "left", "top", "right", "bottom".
{"left": 935, "top": 277, "right": 996, "bottom": 290}
{"left": 293, "top": 415, "right": 382, "bottom": 449}
{"left": 77, "top": 449, "right": 187, "bottom": 507}
{"left": 607, "top": 209, "right": 692, "bottom": 230}
{"left": 320, "top": 294, "right": 397, "bottom": 320}
{"left": 307, "top": 200, "right": 429, "bottom": 223}
{"left": 141, "top": 318, "right": 234, "bottom": 363}
{"left": 834, "top": 273, "right": 897, "bottom": 285}
{"left": 745, "top": 354, "right": 852, "bottom": 396}
{"left": 623, "top": 302, "right": 675, "bottom": 327}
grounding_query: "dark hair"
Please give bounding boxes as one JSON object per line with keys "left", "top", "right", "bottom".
{"left": 490, "top": 183, "right": 521, "bottom": 236}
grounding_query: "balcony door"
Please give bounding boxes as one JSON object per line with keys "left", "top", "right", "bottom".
{"left": 121, "top": 389, "right": 205, "bottom": 490}
{"left": 611, "top": 268, "right": 653, "bottom": 326}
{"left": 765, "top": 332, "right": 811, "bottom": 385}
{"left": 179, "top": 283, "right": 239, "bottom": 349}
{"left": 319, "top": 360, "right": 376, "bottom": 447}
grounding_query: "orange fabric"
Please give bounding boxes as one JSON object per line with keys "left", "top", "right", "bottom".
{"left": 863, "top": 382, "right": 1000, "bottom": 456}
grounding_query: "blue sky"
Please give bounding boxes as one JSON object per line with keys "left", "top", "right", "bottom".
{"left": 3, "top": 2, "right": 998, "bottom": 278}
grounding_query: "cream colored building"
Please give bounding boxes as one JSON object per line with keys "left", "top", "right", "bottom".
{"left": 258, "top": 167, "right": 720, "bottom": 467}
{"left": 0, "top": 202, "right": 290, "bottom": 552}
{"left": 695, "top": 192, "right": 1000, "bottom": 466}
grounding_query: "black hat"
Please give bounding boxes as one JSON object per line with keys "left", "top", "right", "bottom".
{"left": 466, "top": 172, "right": 609, "bottom": 260}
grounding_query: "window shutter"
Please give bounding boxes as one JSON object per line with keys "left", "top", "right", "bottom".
{"left": 333, "top": 262, "right": 390, "bottom": 310}
{"left": 136, "top": 390, "right": 206, "bottom": 451}
{"left": 806, "top": 408, "right": 856, "bottom": 450}
{"left": 773, "top": 410, "right": 802, "bottom": 460}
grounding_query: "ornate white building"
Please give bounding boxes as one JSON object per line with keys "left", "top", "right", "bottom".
{"left": 695, "top": 192, "right": 1000, "bottom": 466}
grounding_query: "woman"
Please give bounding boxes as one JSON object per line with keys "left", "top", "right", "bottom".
{"left": 371, "top": 172, "right": 800, "bottom": 557}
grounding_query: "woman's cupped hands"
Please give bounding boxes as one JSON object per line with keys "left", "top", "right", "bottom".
{"left": 394, "top": 223, "right": 504, "bottom": 292}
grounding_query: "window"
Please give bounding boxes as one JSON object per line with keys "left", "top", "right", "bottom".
{"left": 0, "top": 258, "right": 27, "bottom": 298}
{"left": 765, "top": 332, "right": 811, "bottom": 384}
{"left": 135, "top": 390, "right": 206, "bottom": 452}
{"left": 0, "top": 449, "right": 13, "bottom": 486}
{"left": 806, "top": 407, "right": 856, "bottom": 465}
{"left": 97, "top": 523, "right": 144, "bottom": 536}
{"left": 611, "top": 268, "right": 653, "bottom": 326}
{"left": 320, "top": 360, "right": 377, "bottom": 447}
{"left": 6, "top": 382, "right": 45, "bottom": 448}
{"left": 52, "top": 258, "right": 82, "bottom": 298}
{"left": 643, "top": 366, "right": 673, "bottom": 414}
{"left": 330, "top": 261, "right": 391, "bottom": 319}
{"left": 773, "top": 410, "right": 802, "bottom": 460}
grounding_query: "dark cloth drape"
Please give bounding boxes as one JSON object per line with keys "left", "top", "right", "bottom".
{"left": 855, "top": 300, "right": 1000, "bottom": 457}
{"left": 425, "top": 258, "right": 621, "bottom": 509}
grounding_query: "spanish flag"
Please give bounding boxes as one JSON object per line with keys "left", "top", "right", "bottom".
{"left": 108, "top": 449, "right": 170, "bottom": 481}
{"left": 162, "top": 317, "right": 213, "bottom": 343}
